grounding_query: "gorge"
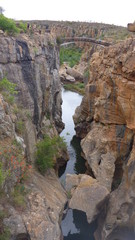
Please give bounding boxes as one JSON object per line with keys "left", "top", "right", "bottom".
{"left": 0, "top": 20, "right": 135, "bottom": 240}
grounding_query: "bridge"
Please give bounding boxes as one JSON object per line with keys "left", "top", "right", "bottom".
{"left": 60, "top": 37, "right": 112, "bottom": 47}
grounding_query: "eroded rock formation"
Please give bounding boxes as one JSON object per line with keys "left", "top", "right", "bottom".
{"left": 0, "top": 32, "right": 67, "bottom": 240}
{"left": 73, "top": 38, "right": 135, "bottom": 239}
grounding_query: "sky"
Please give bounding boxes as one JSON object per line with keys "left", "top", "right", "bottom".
{"left": 0, "top": 0, "right": 135, "bottom": 27}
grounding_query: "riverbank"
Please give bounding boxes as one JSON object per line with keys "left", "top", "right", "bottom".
{"left": 63, "top": 83, "right": 85, "bottom": 95}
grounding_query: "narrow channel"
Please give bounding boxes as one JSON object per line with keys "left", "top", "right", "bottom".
{"left": 59, "top": 87, "right": 97, "bottom": 240}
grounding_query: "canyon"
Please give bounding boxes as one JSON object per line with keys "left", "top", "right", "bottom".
{"left": 0, "top": 20, "right": 135, "bottom": 240}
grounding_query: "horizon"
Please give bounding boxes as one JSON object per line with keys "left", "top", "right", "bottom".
{"left": 0, "top": 0, "right": 135, "bottom": 27}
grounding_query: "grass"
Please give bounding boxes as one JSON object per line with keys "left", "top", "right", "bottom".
{"left": 64, "top": 82, "right": 85, "bottom": 95}
{"left": 60, "top": 46, "right": 82, "bottom": 67}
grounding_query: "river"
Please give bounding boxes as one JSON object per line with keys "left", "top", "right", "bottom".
{"left": 59, "top": 87, "right": 97, "bottom": 240}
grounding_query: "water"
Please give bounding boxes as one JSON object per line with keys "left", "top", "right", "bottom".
{"left": 59, "top": 87, "right": 96, "bottom": 240}
{"left": 61, "top": 209, "right": 97, "bottom": 240}
{"left": 59, "top": 88, "right": 86, "bottom": 183}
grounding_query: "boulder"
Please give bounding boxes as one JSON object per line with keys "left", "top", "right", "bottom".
{"left": 66, "top": 174, "right": 109, "bottom": 223}
{"left": 66, "top": 67, "right": 83, "bottom": 81}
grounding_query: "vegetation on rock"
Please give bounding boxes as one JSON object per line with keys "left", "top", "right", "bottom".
{"left": 35, "top": 135, "right": 66, "bottom": 174}
{"left": 0, "top": 77, "right": 17, "bottom": 104}
{"left": 64, "top": 82, "right": 85, "bottom": 95}
{"left": 0, "top": 14, "right": 27, "bottom": 35}
{"left": 60, "top": 46, "right": 82, "bottom": 67}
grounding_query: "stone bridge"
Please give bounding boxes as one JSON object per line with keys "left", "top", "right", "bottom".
{"left": 60, "top": 37, "right": 112, "bottom": 47}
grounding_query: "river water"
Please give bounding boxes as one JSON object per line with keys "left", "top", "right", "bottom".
{"left": 59, "top": 87, "right": 96, "bottom": 240}
{"left": 59, "top": 88, "right": 86, "bottom": 182}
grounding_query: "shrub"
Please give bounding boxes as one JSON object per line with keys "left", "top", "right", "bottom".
{"left": 0, "top": 14, "right": 20, "bottom": 35}
{"left": 60, "top": 46, "right": 82, "bottom": 67}
{"left": 15, "top": 120, "right": 25, "bottom": 134}
{"left": 35, "top": 135, "right": 66, "bottom": 174}
{"left": 0, "top": 77, "right": 17, "bottom": 104}
{"left": 0, "top": 77, "right": 17, "bottom": 95}
{"left": 0, "top": 145, "right": 32, "bottom": 185}
{"left": 18, "top": 21, "right": 27, "bottom": 33}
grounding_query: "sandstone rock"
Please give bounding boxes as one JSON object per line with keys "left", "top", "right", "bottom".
{"left": 59, "top": 64, "right": 75, "bottom": 82}
{"left": 0, "top": 32, "right": 68, "bottom": 240}
{"left": 3, "top": 206, "right": 27, "bottom": 237}
{"left": 22, "top": 170, "right": 67, "bottom": 240}
{"left": 66, "top": 174, "right": 109, "bottom": 223}
{"left": 81, "top": 122, "right": 133, "bottom": 191}
{"left": 2, "top": 170, "right": 67, "bottom": 240}
{"left": 0, "top": 33, "right": 63, "bottom": 137}
{"left": 65, "top": 74, "right": 75, "bottom": 82}
{"left": 66, "top": 67, "right": 83, "bottom": 81}
{"left": 73, "top": 38, "right": 135, "bottom": 239}
{"left": 95, "top": 137, "right": 135, "bottom": 240}
{"left": 0, "top": 94, "right": 15, "bottom": 140}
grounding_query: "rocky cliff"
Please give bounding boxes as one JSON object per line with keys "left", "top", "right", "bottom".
{"left": 73, "top": 38, "right": 135, "bottom": 239}
{"left": 0, "top": 32, "right": 67, "bottom": 240}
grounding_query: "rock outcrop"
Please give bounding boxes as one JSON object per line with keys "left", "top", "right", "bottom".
{"left": 0, "top": 32, "right": 67, "bottom": 240}
{"left": 73, "top": 38, "right": 135, "bottom": 239}
{"left": 66, "top": 174, "right": 109, "bottom": 223}
{"left": 3, "top": 170, "right": 66, "bottom": 240}
{"left": 0, "top": 32, "right": 65, "bottom": 162}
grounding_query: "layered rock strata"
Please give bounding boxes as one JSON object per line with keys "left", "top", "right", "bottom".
{"left": 0, "top": 32, "right": 67, "bottom": 239}
{"left": 73, "top": 38, "right": 135, "bottom": 239}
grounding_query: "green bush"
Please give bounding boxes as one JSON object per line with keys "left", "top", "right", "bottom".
{"left": 0, "top": 14, "right": 20, "bottom": 34}
{"left": 60, "top": 46, "right": 82, "bottom": 67}
{"left": 0, "top": 77, "right": 17, "bottom": 104}
{"left": 18, "top": 21, "right": 27, "bottom": 33}
{"left": 35, "top": 135, "right": 66, "bottom": 174}
{"left": 0, "top": 77, "right": 17, "bottom": 95}
{"left": 15, "top": 120, "right": 25, "bottom": 134}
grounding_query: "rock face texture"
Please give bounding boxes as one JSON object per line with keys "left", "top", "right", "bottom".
{"left": 0, "top": 33, "right": 64, "bottom": 161}
{"left": 0, "top": 32, "right": 67, "bottom": 240}
{"left": 3, "top": 170, "right": 67, "bottom": 240}
{"left": 73, "top": 38, "right": 135, "bottom": 239}
{"left": 66, "top": 174, "right": 109, "bottom": 223}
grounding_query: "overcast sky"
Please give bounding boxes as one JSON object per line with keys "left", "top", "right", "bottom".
{"left": 0, "top": 0, "right": 135, "bottom": 27}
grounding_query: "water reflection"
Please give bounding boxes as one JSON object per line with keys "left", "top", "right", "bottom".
{"left": 71, "top": 135, "right": 86, "bottom": 174}
{"left": 59, "top": 88, "right": 86, "bottom": 182}
{"left": 61, "top": 209, "right": 97, "bottom": 240}
{"left": 107, "top": 227, "right": 135, "bottom": 240}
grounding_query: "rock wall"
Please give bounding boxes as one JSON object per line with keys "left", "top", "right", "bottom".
{"left": 0, "top": 32, "right": 67, "bottom": 240}
{"left": 0, "top": 32, "right": 64, "bottom": 161}
{"left": 73, "top": 38, "right": 135, "bottom": 239}
{"left": 27, "top": 20, "right": 132, "bottom": 42}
